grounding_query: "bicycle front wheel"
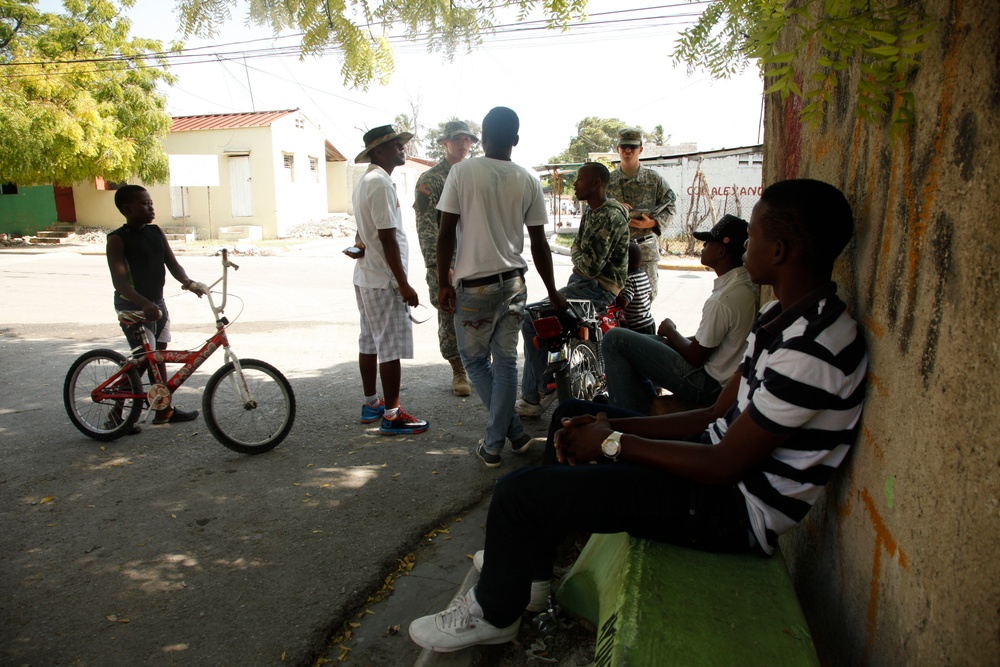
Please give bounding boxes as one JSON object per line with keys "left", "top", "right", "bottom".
{"left": 64, "top": 349, "right": 144, "bottom": 441}
{"left": 203, "top": 359, "right": 295, "bottom": 454}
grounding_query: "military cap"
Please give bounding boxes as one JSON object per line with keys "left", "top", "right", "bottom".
{"left": 617, "top": 127, "right": 643, "bottom": 147}
{"left": 440, "top": 120, "right": 479, "bottom": 143}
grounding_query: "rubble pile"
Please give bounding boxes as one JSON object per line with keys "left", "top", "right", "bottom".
{"left": 285, "top": 214, "right": 356, "bottom": 239}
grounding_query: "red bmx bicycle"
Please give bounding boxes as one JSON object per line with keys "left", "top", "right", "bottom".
{"left": 63, "top": 250, "right": 295, "bottom": 454}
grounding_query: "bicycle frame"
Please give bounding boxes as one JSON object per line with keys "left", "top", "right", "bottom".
{"left": 94, "top": 250, "right": 254, "bottom": 411}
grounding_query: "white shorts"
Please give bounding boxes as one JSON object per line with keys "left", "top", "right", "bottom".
{"left": 355, "top": 285, "right": 413, "bottom": 362}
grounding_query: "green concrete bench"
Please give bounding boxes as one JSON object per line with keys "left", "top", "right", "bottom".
{"left": 556, "top": 532, "right": 820, "bottom": 666}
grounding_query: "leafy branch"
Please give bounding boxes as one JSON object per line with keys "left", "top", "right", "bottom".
{"left": 673, "top": 0, "right": 936, "bottom": 132}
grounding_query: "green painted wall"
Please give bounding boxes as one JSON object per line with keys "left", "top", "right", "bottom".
{"left": 766, "top": 1, "right": 999, "bottom": 664}
{"left": 0, "top": 186, "right": 56, "bottom": 236}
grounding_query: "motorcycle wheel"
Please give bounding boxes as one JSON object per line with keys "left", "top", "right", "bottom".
{"left": 567, "top": 340, "right": 603, "bottom": 401}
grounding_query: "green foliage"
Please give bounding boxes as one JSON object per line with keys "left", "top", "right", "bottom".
{"left": 549, "top": 117, "right": 669, "bottom": 163}
{"left": 176, "top": 0, "right": 589, "bottom": 90}
{"left": 673, "top": 0, "right": 934, "bottom": 132}
{"left": 550, "top": 116, "right": 626, "bottom": 163}
{"left": 423, "top": 117, "right": 482, "bottom": 161}
{"left": 0, "top": 0, "right": 174, "bottom": 185}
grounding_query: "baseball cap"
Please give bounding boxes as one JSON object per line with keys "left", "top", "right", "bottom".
{"left": 693, "top": 214, "right": 749, "bottom": 248}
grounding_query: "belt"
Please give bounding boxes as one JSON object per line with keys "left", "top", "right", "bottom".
{"left": 632, "top": 233, "right": 658, "bottom": 244}
{"left": 460, "top": 268, "right": 525, "bottom": 288}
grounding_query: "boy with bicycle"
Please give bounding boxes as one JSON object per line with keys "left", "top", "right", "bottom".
{"left": 106, "top": 184, "right": 205, "bottom": 431}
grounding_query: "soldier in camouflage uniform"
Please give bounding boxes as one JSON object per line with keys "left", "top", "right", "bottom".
{"left": 516, "top": 162, "right": 630, "bottom": 417}
{"left": 413, "top": 120, "right": 479, "bottom": 396}
{"left": 608, "top": 127, "right": 677, "bottom": 301}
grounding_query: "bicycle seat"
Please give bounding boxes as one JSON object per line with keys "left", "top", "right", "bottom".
{"left": 117, "top": 310, "right": 149, "bottom": 324}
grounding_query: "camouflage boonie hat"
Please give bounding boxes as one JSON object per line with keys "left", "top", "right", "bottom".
{"left": 440, "top": 120, "right": 479, "bottom": 143}
{"left": 617, "top": 127, "right": 643, "bottom": 147}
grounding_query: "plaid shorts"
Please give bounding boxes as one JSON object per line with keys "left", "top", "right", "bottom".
{"left": 355, "top": 285, "right": 413, "bottom": 362}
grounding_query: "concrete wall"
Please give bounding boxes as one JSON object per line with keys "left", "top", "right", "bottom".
{"left": 71, "top": 179, "right": 122, "bottom": 229}
{"left": 326, "top": 161, "right": 350, "bottom": 213}
{"left": 270, "top": 114, "right": 329, "bottom": 236}
{"left": 649, "top": 151, "right": 764, "bottom": 239}
{"left": 0, "top": 186, "right": 56, "bottom": 235}
{"left": 766, "top": 1, "right": 999, "bottom": 664}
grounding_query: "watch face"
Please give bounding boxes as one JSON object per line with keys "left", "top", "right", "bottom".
{"left": 603, "top": 436, "right": 620, "bottom": 457}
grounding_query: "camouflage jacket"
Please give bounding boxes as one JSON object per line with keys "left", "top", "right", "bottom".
{"left": 571, "top": 198, "right": 630, "bottom": 295}
{"left": 413, "top": 158, "right": 453, "bottom": 269}
{"left": 607, "top": 165, "right": 677, "bottom": 237}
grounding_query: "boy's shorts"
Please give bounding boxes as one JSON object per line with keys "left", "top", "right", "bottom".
{"left": 355, "top": 285, "right": 413, "bottom": 362}
{"left": 115, "top": 297, "right": 171, "bottom": 353}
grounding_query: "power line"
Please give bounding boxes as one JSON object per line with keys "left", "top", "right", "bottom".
{"left": 0, "top": 3, "right": 709, "bottom": 75}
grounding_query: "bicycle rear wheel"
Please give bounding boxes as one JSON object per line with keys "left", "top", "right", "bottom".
{"left": 64, "top": 349, "right": 144, "bottom": 441}
{"left": 203, "top": 359, "right": 295, "bottom": 454}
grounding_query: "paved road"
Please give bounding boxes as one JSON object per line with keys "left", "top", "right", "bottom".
{"left": 0, "top": 232, "right": 713, "bottom": 666}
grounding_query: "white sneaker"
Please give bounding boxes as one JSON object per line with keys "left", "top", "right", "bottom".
{"left": 515, "top": 392, "right": 556, "bottom": 418}
{"left": 471, "top": 550, "right": 550, "bottom": 613}
{"left": 408, "top": 587, "right": 519, "bottom": 653}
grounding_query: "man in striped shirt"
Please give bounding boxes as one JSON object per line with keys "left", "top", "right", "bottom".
{"left": 409, "top": 178, "right": 868, "bottom": 652}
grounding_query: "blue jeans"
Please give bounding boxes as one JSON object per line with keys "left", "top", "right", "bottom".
{"left": 455, "top": 275, "right": 529, "bottom": 455}
{"left": 602, "top": 327, "right": 721, "bottom": 414}
{"left": 520, "top": 274, "right": 614, "bottom": 403}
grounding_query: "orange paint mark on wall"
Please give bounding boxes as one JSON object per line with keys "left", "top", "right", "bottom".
{"left": 812, "top": 133, "right": 838, "bottom": 163}
{"left": 861, "top": 424, "right": 884, "bottom": 463}
{"left": 866, "top": 372, "right": 888, "bottom": 398}
{"left": 861, "top": 487, "right": 909, "bottom": 665}
{"left": 847, "top": 117, "right": 865, "bottom": 202}
{"left": 863, "top": 316, "right": 885, "bottom": 338}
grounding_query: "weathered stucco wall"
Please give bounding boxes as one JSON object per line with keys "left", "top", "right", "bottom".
{"left": 764, "top": 1, "right": 999, "bottom": 664}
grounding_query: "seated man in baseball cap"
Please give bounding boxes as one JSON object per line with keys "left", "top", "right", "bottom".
{"left": 602, "top": 214, "right": 757, "bottom": 414}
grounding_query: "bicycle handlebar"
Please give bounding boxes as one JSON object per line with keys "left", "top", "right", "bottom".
{"left": 119, "top": 250, "right": 241, "bottom": 326}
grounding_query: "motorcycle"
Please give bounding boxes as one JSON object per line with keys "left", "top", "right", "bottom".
{"left": 525, "top": 298, "right": 625, "bottom": 403}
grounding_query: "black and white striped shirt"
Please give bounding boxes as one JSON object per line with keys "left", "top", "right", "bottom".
{"left": 707, "top": 282, "right": 868, "bottom": 554}
{"left": 621, "top": 270, "right": 655, "bottom": 332}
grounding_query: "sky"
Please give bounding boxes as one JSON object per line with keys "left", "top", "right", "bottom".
{"left": 41, "top": 0, "right": 765, "bottom": 170}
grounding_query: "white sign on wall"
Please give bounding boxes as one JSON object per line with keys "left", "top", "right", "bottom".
{"left": 168, "top": 154, "right": 220, "bottom": 187}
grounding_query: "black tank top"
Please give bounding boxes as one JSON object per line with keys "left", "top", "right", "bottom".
{"left": 108, "top": 224, "right": 167, "bottom": 301}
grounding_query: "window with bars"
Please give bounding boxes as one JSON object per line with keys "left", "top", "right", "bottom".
{"left": 283, "top": 153, "right": 295, "bottom": 182}
{"left": 309, "top": 157, "right": 319, "bottom": 182}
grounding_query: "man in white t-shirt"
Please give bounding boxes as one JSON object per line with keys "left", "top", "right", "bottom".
{"left": 350, "top": 125, "right": 429, "bottom": 436}
{"left": 602, "top": 215, "right": 756, "bottom": 414}
{"left": 436, "top": 107, "right": 566, "bottom": 468}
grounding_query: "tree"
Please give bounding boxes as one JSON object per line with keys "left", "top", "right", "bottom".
{"left": 392, "top": 93, "right": 423, "bottom": 157}
{"left": 648, "top": 125, "right": 670, "bottom": 147}
{"left": 0, "top": 0, "right": 175, "bottom": 185}
{"left": 423, "top": 118, "right": 482, "bottom": 161}
{"left": 549, "top": 116, "right": 627, "bottom": 164}
{"left": 672, "top": 0, "right": 934, "bottom": 132}
{"left": 392, "top": 112, "right": 421, "bottom": 158}
{"left": 176, "top": 0, "right": 589, "bottom": 90}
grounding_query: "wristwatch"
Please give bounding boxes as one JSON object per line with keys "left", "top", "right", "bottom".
{"left": 601, "top": 431, "right": 623, "bottom": 462}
